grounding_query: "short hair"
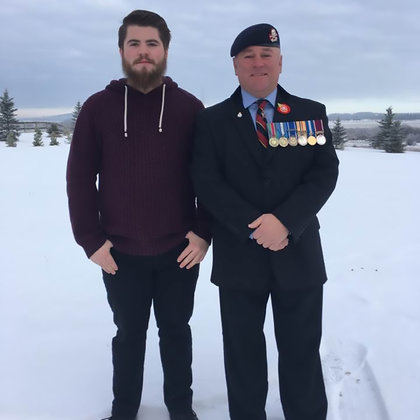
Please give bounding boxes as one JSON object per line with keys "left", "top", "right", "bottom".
{"left": 118, "top": 10, "right": 171, "bottom": 50}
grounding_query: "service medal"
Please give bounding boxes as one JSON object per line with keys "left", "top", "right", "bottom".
{"left": 269, "top": 137, "right": 279, "bottom": 147}
{"left": 297, "top": 121, "right": 307, "bottom": 146}
{"left": 317, "top": 134, "right": 326, "bottom": 145}
{"left": 314, "top": 120, "right": 326, "bottom": 146}
{"left": 307, "top": 135, "right": 317, "bottom": 146}
{"left": 279, "top": 137, "right": 288, "bottom": 147}
{"left": 298, "top": 135, "right": 307, "bottom": 146}
{"left": 288, "top": 136, "right": 298, "bottom": 146}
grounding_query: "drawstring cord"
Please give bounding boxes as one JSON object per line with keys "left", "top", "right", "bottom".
{"left": 124, "top": 85, "right": 128, "bottom": 138}
{"left": 123, "top": 83, "right": 166, "bottom": 138}
{"left": 158, "top": 83, "right": 166, "bottom": 133}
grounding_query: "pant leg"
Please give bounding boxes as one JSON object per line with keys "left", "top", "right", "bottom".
{"left": 103, "top": 251, "right": 154, "bottom": 419}
{"left": 271, "top": 286, "right": 327, "bottom": 420}
{"left": 219, "top": 287, "right": 270, "bottom": 420}
{"left": 152, "top": 244, "right": 199, "bottom": 413}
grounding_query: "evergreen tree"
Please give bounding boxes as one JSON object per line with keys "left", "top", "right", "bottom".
{"left": 0, "top": 89, "right": 20, "bottom": 143}
{"left": 71, "top": 101, "right": 82, "bottom": 130}
{"left": 64, "top": 130, "right": 73, "bottom": 144}
{"left": 49, "top": 131, "right": 59, "bottom": 146}
{"left": 6, "top": 131, "right": 18, "bottom": 147}
{"left": 33, "top": 127, "right": 44, "bottom": 146}
{"left": 47, "top": 123, "right": 61, "bottom": 145}
{"left": 373, "top": 107, "right": 404, "bottom": 152}
{"left": 331, "top": 118, "right": 347, "bottom": 150}
{"left": 386, "top": 119, "right": 404, "bottom": 153}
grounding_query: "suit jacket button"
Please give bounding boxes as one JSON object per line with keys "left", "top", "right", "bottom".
{"left": 264, "top": 178, "right": 271, "bottom": 186}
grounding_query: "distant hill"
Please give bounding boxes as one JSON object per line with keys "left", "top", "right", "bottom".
{"left": 328, "top": 112, "right": 420, "bottom": 121}
{"left": 19, "top": 113, "right": 73, "bottom": 131}
{"left": 19, "top": 113, "right": 72, "bottom": 123}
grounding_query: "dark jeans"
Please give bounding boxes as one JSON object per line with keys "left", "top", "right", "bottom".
{"left": 102, "top": 242, "right": 199, "bottom": 419}
{"left": 219, "top": 285, "right": 327, "bottom": 420}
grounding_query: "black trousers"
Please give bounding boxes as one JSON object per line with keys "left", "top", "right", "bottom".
{"left": 102, "top": 242, "right": 199, "bottom": 419}
{"left": 219, "top": 285, "right": 327, "bottom": 420}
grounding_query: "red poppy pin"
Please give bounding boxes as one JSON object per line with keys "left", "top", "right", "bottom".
{"left": 277, "top": 103, "right": 291, "bottom": 114}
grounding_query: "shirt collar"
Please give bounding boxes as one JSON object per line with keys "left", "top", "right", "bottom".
{"left": 241, "top": 87, "right": 278, "bottom": 109}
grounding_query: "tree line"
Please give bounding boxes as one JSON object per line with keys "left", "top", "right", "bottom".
{"left": 330, "top": 107, "right": 419, "bottom": 152}
{"left": 0, "top": 89, "right": 81, "bottom": 147}
{"left": 1, "top": 89, "right": 417, "bottom": 153}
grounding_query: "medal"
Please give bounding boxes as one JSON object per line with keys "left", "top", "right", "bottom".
{"left": 267, "top": 123, "right": 279, "bottom": 148}
{"left": 278, "top": 122, "right": 288, "bottom": 147}
{"left": 287, "top": 122, "right": 298, "bottom": 146}
{"left": 307, "top": 136, "right": 317, "bottom": 146}
{"left": 306, "top": 120, "right": 317, "bottom": 146}
{"left": 317, "top": 135, "right": 326, "bottom": 145}
{"left": 289, "top": 136, "right": 298, "bottom": 146}
{"left": 279, "top": 137, "right": 288, "bottom": 147}
{"left": 298, "top": 135, "right": 307, "bottom": 146}
{"left": 297, "top": 121, "right": 307, "bottom": 146}
{"left": 314, "top": 120, "right": 327, "bottom": 146}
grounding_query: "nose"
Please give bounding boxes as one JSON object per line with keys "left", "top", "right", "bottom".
{"left": 137, "top": 43, "right": 150, "bottom": 56}
{"left": 252, "top": 55, "right": 264, "bottom": 67}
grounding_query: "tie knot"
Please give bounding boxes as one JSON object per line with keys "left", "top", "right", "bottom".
{"left": 257, "top": 99, "right": 268, "bottom": 110}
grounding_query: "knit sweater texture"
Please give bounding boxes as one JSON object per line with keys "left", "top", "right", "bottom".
{"left": 66, "top": 77, "right": 211, "bottom": 258}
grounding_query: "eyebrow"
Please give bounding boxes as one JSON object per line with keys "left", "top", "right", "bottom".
{"left": 126, "top": 38, "right": 161, "bottom": 44}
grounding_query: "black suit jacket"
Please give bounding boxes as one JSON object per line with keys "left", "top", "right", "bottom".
{"left": 192, "top": 85, "right": 339, "bottom": 291}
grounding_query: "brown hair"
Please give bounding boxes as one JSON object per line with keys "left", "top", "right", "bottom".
{"left": 118, "top": 10, "right": 171, "bottom": 49}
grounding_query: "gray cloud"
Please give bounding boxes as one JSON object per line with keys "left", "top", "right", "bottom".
{"left": 1, "top": 0, "right": 419, "bottom": 114}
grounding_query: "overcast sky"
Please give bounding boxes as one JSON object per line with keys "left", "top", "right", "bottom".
{"left": 1, "top": 0, "right": 419, "bottom": 117}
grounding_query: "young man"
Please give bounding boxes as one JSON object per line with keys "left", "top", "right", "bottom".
{"left": 66, "top": 10, "right": 210, "bottom": 420}
{"left": 192, "top": 24, "right": 339, "bottom": 420}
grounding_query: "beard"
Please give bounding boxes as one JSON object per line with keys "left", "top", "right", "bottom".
{"left": 122, "top": 55, "right": 167, "bottom": 92}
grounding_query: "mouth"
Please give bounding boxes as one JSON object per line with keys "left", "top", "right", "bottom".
{"left": 134, "top": 59, "right": 154, "bottom": 65}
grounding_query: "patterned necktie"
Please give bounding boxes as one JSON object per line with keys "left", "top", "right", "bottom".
{"left": 256, "top": 99, "right": 269, "bottom": 148}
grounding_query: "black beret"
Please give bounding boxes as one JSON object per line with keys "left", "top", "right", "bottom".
{"left": 230, "top": 23, "right": 280, "bottom": 57}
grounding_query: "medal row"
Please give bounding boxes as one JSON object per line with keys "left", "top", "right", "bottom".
{"left": 267, "top": 120, "right": 327, "bottom": 148}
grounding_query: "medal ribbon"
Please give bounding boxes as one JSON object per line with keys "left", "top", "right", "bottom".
{"left": 280, "top": 122, "right": 286, "bottom": 137}
{"left": 314, "top": 119, "right": 324, "bottom": 134}
{"left": 287, "top": 121, "right": 297, "bottom": 137}
{"left": 306, "top": 120, "right": 315, "bottom": 136}
{"left": 297, "top": 121, "right": 307, "bottom": 136}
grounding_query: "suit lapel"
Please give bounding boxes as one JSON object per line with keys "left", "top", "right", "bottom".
{"left": 228, "top": 88, "right": 265, "bottom": 166}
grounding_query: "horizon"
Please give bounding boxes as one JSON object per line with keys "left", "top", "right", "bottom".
{"left": 16, "top": 107, "right": 420, "bottom": 121}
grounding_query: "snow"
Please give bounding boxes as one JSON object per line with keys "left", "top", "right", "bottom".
{"left": 1, "top": 134, "right": 419, "bottom": 420}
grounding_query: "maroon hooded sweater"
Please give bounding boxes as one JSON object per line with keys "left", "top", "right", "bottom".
{"left": 66, "top": 77, "right": 211, "bottom": 258}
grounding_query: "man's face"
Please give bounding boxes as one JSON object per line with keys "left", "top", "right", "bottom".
{"left": 120, "top": 25, "right": 168, "bottom": 92}
{"left": 233, "top": 46, "right": 282, "bottom": 98}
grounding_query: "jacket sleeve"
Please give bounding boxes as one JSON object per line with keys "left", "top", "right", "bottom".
{"left": 273, "top": 106, "right": 339, "bottom": 241}
{"left": 192, "top": 200, "right": 212, "bottom": 245}
{"left": 191, "top": 110, "right": 261, "bottom": 241}
{"left": 66, "top": 100, "right": 107, "bottom": 258}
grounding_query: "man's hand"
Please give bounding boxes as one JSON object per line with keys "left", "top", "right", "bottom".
{"left": 248, "top": 214, "right": 289, "bottom": 251}
{"left": 177, "top": 231, "right": 209, "bottom": 269}
{"left": 90, "top": 239, "right": 118, "bottom": 275}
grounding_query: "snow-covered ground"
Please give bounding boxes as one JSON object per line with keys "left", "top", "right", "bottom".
{"left": 1, "top": 134, "right": 419, "bottom": 420}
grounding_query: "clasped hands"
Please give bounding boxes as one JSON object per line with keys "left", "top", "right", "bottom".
{"left": 248, "top": 213, "right": 289, "bottom": 252}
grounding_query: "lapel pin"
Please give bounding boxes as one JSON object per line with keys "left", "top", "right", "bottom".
{"left": 277, "top": 103, "right": 291, "bottom": 114}
{"left": 237, "top": 112, "right": 243, "bottom": 118}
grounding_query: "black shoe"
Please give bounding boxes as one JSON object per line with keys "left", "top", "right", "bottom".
{"left": 100, "top": 416, "right": 135, "bottom": 420}
{"left": 169, "top": 409, "right": 198, "bottom": 420}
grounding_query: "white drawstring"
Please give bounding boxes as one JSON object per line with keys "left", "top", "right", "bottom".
{"left": 158, "top": 83, "right": 166, "bottom": 133}
{"left": 123, "top": 83, "right": 166, "bottom": 138}
{"left": 124, "top": 85, "right": 128, "bottom": 138}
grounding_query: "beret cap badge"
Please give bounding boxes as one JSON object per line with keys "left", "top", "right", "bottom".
{"left": 269, "top": 28, "right": 278, "bottom": 43}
